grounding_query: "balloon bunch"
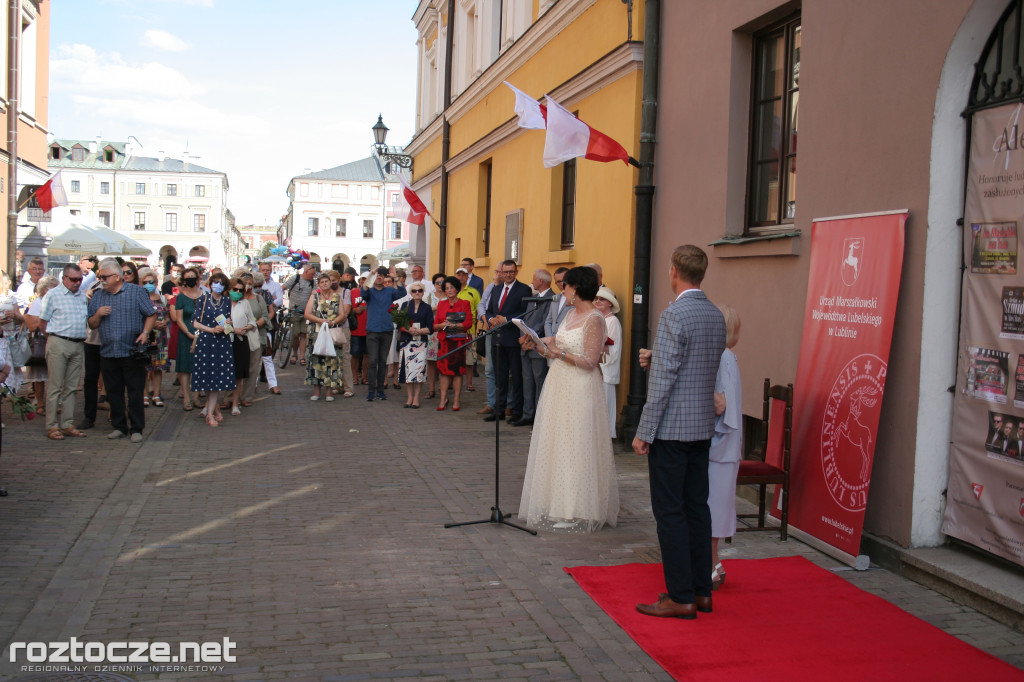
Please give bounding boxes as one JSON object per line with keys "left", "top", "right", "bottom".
{"left": 269, "top": 245, "right": 289, "bottom": 256}
{"left": 288, "top": 249, "right": 310, "bottom": 269}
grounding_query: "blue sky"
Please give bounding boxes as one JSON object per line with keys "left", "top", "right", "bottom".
{"left": 49, "top": 0, "right": 420, "bottom": 226}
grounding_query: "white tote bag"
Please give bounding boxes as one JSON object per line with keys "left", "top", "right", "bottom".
{"left": 312, "top": 322, "right": 337, "bottom": 357}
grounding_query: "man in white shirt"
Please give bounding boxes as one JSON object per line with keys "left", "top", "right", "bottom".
{"left": 259, "top": 261, "right": 284, "bottom": 308}
{"left": 16, "top": 257, "right": 45, "bottom": 308}
{"left": 39, "top": 264, "right": 90, "bottom": 440}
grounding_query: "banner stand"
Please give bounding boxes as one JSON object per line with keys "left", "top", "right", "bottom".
{"left": 787, "top": 525, "right": 871, "bottom": 571}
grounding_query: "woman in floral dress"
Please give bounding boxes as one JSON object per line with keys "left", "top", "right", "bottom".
{"left": 303, "top": 272, "right": 348, "bottom": 401}
{"left": 138, "top": 268, "right": 170, "bottom": 407}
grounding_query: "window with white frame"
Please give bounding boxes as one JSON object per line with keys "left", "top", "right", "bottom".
{"left": 336, "top": 218, "right": 346, "bottom": 237}
{"left": 70, "top": 180, "right": 80, "bottom": 193}
{"left": 194, "top": 214, "right": 206, "bottom": 232}
{"left": 98, "top": 211, "right": 110, "bottom": 226}
{"left": 363, "top": 220, "right": 373, "bottom": 238}
{"left": 390, "top": 221, "right": 402, "bottom": 240}
{"left": 134, "top": 212, "right": 146, "bottom": 231}
{"left": 308, "top": 217, "right": 319, "bottom": 236}
{"left": 100, "top": 182, "right": 110, "bottom": 195}
{"left": 135, "top": 182, "right": 146, "bottom": 195}
{"left": 194, "top": 185, "right": 205, "bottom": 197}
{"left": 165, "top": 213, "right": 178, "bottom": 231}
{"left": 167, "top": 184, "right": 177, "bottom": 196}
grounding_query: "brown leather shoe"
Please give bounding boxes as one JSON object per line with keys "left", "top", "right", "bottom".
{"left": 477, "top": 406, "right": 494, "bottom": 415}
{"left": 658, "top": 592, "right": 712, "bottom": 613}
{"left": 636, "top": 595, "right": 697, "bottom": 619}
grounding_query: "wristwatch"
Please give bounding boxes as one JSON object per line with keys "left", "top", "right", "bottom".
{"left": 560, "top": 350, "right": 566, "bottom": 361}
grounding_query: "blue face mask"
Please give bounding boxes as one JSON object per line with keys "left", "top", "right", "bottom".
{"left": 143, "top": 283, "right": 156, "bottom": 293}
{"left": 211, "top": 282, "right": 225, "bottom": 294}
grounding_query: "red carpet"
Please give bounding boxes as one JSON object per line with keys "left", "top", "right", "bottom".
{"left": 565, "top": 556, "right": 1023, "bottom": 681}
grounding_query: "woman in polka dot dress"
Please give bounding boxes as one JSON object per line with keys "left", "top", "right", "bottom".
{"left": 190, "top": 272, "right": 236, "bottom": 427}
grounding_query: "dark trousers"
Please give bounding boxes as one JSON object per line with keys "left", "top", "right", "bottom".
{"left": 84, "top": 343, "right": 101, "bottom": 423}
{"left": 100, "top": 355, "right": 146, "bottom": 435}
{"left": 520, "top": 351, "right": 548, "bottom": 420}
{"left": 648, "top": 438, "right": 713, "bottom": 603}
{"left": 493, "top": 344, "right": 523, "bottom": 416}
{"left": 365, "top": 331, "right": 392, "bottom": 392}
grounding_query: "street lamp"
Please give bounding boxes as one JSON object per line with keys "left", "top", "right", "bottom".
{"left": 372, "top": 114, "right": 414, "bottom": 172}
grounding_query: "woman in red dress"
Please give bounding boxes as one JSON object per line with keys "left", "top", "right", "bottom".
{"left": 433, "top": 276, "right": 472, "bottom": 411}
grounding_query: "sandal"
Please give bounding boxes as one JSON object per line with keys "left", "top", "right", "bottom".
{"left": 343, "top": 391, "right": 354, "bottom": 398}
{"left": 466, "top": 386, "right": 476, "bottom": 392}
{"left": 152, "top": 396, "right": 165, "bottom": 407}
{"left": 240, "top": 401, "right": 254, "bottom": 407}
{"left": 183, "top": 401, "right": 194, "bottom": 411}
{"left": 231, "top": 407, "right": 242, "bottom": 416}
{"left": 143, "top": 396, "right": 150, "bottom": 408}
{"left": 62, "top": 427, "right": 87, "bottom": 438}
{"left": 299, "top": 358, "right": 307, "bottom": 366}
{"left": 290, "top": 357, "right": 298, "bottom": 365}
{"left": 46, "top": 428, "right": 65, "bottom": 440}
{"left": 206, "top": 415, "right": 219, "bottom": 428}
{"left": 270, "top": 387, "right": 282, "bottom": 395}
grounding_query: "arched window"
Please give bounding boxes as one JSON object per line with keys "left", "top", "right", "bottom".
{"left": 968, "top": 0, "right": 1024, "bottom": 113}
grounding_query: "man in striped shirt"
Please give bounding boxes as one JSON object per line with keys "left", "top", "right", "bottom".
{"left": 39, "top": 264, "right": 90, "bottom": 440}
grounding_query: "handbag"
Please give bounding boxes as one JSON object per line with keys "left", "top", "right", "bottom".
{"left": 329, "top": 325, "right": 347, "bottom": 347}
{"left": 190, "top": 295, "right": 209, "bottom": 353}
{"left": 26, "top": 331, "right": 47, "bottom": 367}
{"left": 312, "top": 322, "right": 337, "bottom": 357}
{"left": 8, "top": 328, "right": 30, "bottom": 367}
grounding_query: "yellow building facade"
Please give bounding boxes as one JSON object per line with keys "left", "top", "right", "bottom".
{"left": 407, "top": 0, "right": 645, "bottom": 419}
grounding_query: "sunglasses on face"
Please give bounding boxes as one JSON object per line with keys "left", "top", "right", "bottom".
{"left": 65, "top": 277, "right": 83, "bottom": 283}
{"left": 232, "top": 287, "right": 245, "bottom": 293}
{"left": 122, "top": 270, "right": 133, "bottom": 276}
{"left": 97, "top": 273, "right": 117, "bottom": 281}
{"left": 411, "top": 289, "right": 424, "bottom": 293}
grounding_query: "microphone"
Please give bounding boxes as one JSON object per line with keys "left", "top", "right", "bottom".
{"left": 522, "top": 296, "right": 555, "bottom": 304}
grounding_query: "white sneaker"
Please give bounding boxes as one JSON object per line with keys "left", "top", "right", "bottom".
{"left": 325, "top": 395, "right": 335, "bottom": 402}
{"left": 309, "top": 395, "right": 320, "bottom": 401}
{"left": 130, "top": 432, "right": 143, "bottom": 443}
{"left": 107, "top": 430, "right": 126, "bottom": 439}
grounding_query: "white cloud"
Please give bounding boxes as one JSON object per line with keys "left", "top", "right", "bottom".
{"left": 141, "top": 29, "right": 190, "bottom": 52}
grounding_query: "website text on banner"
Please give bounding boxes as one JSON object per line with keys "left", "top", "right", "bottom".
{"left": 782, "top": 212, "right": 907, "bottom": 562}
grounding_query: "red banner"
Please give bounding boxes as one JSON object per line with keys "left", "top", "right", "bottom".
{"left": 783, "top": 212, "right": 907, "bottom": 558}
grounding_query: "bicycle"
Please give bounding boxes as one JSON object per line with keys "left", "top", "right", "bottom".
{"left": 275, "top": 306, "right": 301, "bottom": 368}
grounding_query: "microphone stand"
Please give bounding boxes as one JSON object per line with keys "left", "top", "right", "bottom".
{"left": 441, "top": 298, "right": 553, "bottom": 534}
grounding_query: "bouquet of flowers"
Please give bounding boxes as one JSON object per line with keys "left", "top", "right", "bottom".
{"left": 389, "top": 303, "right": 411, "bottom": 330}
{"left": 1, "top": 385, "right": 38, "bottom": 420}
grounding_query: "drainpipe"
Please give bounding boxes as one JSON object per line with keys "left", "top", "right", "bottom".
{"left": 621, "top": 0, "right": 660, "bottom": 442}
{"left": 438, "top": 0, "right": 455, "bottom": 271}
{"left": 6, "top": 0, "right": 19, "bottom": 278}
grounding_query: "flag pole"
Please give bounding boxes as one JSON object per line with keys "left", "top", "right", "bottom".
{"left": 5, "top": 0, "right": 20, "bottom": 280}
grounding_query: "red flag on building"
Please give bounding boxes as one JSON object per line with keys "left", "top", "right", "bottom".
{"left": 394, "top": 173, "right": 430, "bottom": 226}
{"left": 542, "top": 96, "right": 630, "bottom": 168}
{"left": 35, "top": 170, "right": 69, "bottom": 213}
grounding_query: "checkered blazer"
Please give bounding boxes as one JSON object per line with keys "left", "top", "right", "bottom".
{"left": 636, "top": 290, "right": 726, "bottom": 443}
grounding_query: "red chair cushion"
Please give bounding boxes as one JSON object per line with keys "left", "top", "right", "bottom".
{"left": 738, "top": 461, "right": 784, "bottom": 477}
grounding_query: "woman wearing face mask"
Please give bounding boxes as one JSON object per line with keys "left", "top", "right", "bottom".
{"left": 173, "top": 267, "right": 203, "bottom": 410}
{"left": 137, "top": 267, "right": 171, "bottom": 407}
{"left": 190, "top": 272, "right": 236, "bottom": 427}
{"left": 227, "top": 276, "right": 259, "bottom": 415}
{"left": 238, "top": 272, "right": 269, "bottom": 407}
{"left": 303, "top": 272, "right": 348, "bottom": 401}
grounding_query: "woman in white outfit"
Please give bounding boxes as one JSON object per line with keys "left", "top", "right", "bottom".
{"left": 593, "top": 286, "right": 622, "bottom": 439}
{"left": 709, "top": 305, "right": 742, "bottom": 590}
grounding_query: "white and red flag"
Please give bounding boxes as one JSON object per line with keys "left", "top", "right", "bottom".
{"left": 504, "top": 81, "right": 547, "bottom": 130}
{"left": 542, "top": 96, "right": 631, "bottom": 168}
{"left": 393, "top": 173, "right": 430, "bottom": 226}
{"left": 35, "top": 170, "right": 69, "bottom": 213}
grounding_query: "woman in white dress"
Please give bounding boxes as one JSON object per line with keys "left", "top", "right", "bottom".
{"left": 709, "top": 305, "right": 742, "bottom": 589}
{"left": 594, "top": 286, "right": 622, "bottom": 440}
{"left": 518, "top": 266, "right": 619, "bottom": 533}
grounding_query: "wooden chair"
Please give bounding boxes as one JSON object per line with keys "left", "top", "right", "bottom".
{"left": 736, "top": 378, "right": 793, "bottom": 540}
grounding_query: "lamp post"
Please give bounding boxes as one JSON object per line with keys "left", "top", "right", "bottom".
{"left": 372, "top": 115, "right": 413, "bottom": 173}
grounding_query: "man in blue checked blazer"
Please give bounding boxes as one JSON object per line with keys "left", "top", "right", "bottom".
{"left": 633, "top": 245, "right": 726, "bottom": 620}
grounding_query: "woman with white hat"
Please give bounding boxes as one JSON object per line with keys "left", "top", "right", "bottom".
{"left": 593, "top": 286, "right": 622, "bottom": 439}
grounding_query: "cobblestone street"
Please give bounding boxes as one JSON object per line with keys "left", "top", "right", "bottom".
{"left": 1, "top": 366, "right": 1022, "bottom": 681}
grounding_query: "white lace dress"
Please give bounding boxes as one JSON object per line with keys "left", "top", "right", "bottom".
{"left": 518, "top": 308, "right": 619, "bottom": 533}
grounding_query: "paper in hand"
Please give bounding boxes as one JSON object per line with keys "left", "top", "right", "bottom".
{"left": 512, "top": 318, "right": 543, "bottom": 347}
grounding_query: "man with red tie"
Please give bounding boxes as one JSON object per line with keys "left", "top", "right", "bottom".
{"left": 484, "top": 260, "right": 532, "bottom": 422}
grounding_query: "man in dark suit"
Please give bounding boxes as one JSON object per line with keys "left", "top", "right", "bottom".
{"left": 484, "top": 259, "right": 531, "bottom": 422}
{"left": 514, "top": 269, "right": 554, "bottom": 427}
{"left": 460, "top": 257, "right": 485, "bottom": 296}
{"left": 633, "top": 245, "right": 726, "bottom": 620}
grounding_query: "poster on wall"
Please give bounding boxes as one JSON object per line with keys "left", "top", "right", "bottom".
{"left": 783, "top": 211, "right": 907, "bottom": 562}
{"left": 944, "top": 102, "right": 1024, "bottom": 568}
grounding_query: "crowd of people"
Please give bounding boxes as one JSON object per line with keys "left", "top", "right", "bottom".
{"left": 0, "top": 247, "right": 746, "bottom": 611}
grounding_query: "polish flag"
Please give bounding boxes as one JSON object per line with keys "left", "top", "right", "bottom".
{"left": 35, "top": 170, "right": 69, "bottom": 213}
{"left": 504, "top": 81, "right": 547, "bottom": 130}
{"left": 542, "top": 96, "right": 631, "bottom": 168}
{"left": 394, "top": 173, "right": 430, "bottom": 226}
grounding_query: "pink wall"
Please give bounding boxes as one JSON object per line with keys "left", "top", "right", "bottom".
{"left": 654, "top": 0, "right": 976, "bottom": 545}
